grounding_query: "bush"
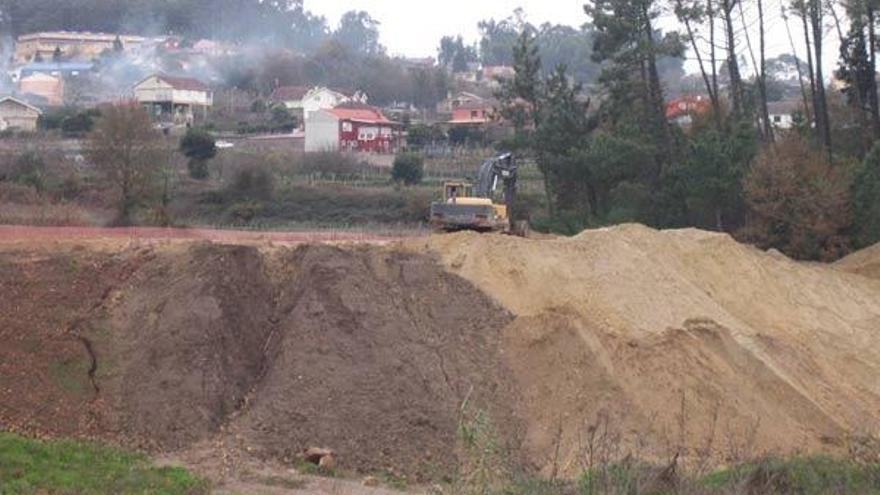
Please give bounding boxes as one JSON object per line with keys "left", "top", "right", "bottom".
{"left": 853, "top": 142, "right": 880, "bottom": 248}
{"left": 187, "top": 159, "right": 210, "bottom": 179}
{"left": 180, "top": 128, "right": 217, "bottom": 179}
{"left": 229, "top": 165, "right": 274, "bottom": 200}
{"left": 10, "top": 151, "right": 47, "bottom": 193}
{"left": 298, "top": 151, "right": 367, "bottom": 178}
{"left": 742, "top": 137, "right": 854, "bottom": 260}
{"left": 392, "top": 152, "right": 424, "bottom": 185}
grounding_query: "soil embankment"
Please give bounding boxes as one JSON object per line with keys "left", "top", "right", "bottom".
{"left": 3, "top": 226, "right": 880, "bottom": 480}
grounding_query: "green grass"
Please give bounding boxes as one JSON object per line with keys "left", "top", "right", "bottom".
{"left": 0, "top": 432, "right": 208, "bottom": 494}
{"left": 701, "top": 456, "right": 880, "bottom": 494}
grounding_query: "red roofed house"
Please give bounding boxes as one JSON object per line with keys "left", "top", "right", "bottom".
{"left": 449, "top": 100, "right": 496, "bottom": 125}
{"left": 133, "top": 74, "right": 213, "bottom": 126}
{"left": 665, "top": 95, "right": 712, "bottom": 126}
{"left": 305, "top": 102, "right": 401, "bottom": 153}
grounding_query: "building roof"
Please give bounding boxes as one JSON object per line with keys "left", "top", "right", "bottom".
{"left": 271, "top": 85, "right": 310, "bottom": 102}
{"left": 767, "top": 100, "right": 803, "bottom": 114}
{"left": 455, "top": 99, "right": 495, "bottom": 111}
{"left": 20, "top": 72, "right": 62, "bottom": 82}
{"left": 0, "top": 96, "right": 43, "bottom": 115}
{"left": 21, "top": 62, "right": 94, "bottom": 72}
{"left": 139, "top": 74, "right": 210, "bottom": 92}
{"left": 665, "top": 95, "right": 712, "bottom": 120}
{"left": 18, "top": 31, "right": 145, "bottom": 43}
{"left": 328, "top": 102, "right": 396, "bottom": 125}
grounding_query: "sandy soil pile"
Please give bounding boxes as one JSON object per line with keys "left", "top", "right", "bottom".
{"left": 837, "top": 242, "right": 880, "bottom": 280}
{"left": 415, "top": 225, "right": 880, "bottom": 474}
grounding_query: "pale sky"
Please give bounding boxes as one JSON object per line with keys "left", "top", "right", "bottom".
{"left": 306, "top": 0, "right": 843, "bottom": 77}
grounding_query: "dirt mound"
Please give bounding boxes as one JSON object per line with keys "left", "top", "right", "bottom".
{"left": 414, "top": 225, "right": 880, "bottom": 475}
{"left": 0, "top": 241, "right": 519, "bottom": 478}
{"left": 836, "top": 242, "right": 880, "bottom": 279}
{"left": 231, "top": 246, "right": 519, "bottom": 477}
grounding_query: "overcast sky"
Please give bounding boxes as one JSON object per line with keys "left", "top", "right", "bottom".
{"left": 306, "top": 0, "right": 843, "bottom": 76}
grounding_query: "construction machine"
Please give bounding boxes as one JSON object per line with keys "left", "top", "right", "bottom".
{"left": 429, "top": 152, "right": 527, "bottom": 235}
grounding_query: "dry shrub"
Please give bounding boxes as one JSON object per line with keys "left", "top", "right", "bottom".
{"left": 742, "top": 137, "right": 854, "bottom": 261}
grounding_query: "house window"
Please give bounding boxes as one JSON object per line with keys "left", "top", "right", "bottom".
{"left": 342, "top": 121, "right": 353, "bottom": 132}
{"left": 471, "top": 110, "right": 478, "bottom": 119}
{"left": 773, "top": 115, "right": 782, "bottom": 123}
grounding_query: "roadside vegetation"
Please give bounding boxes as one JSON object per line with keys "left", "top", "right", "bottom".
{"left": 0, "top": 432, "right": 207, "bottom": 494}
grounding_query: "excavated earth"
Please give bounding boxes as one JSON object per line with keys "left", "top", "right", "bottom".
{"left": 2, "top": 226, "right": 880, "bottom": 481}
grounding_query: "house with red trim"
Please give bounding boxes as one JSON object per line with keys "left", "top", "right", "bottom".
{"left": 448, "top": 100, "right": 496, "bottom": 125}
{"left": 665, "top": 95, "right": 712, "bottom": 126}
{"left": 305, "top": 102, "right": 401, "bottom": 153}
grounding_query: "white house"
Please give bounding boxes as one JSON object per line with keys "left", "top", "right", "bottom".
{"left": 0, "top": 96, "right": 42, "bottom": 132}
{"left": 301, "top": 87, "right": 367, "bottom": 118}
{"left": 767, "top": 100, "right": 802, "bottom": 130}
{"left": 133, "top": 74, "right": 212, "bottom": 126}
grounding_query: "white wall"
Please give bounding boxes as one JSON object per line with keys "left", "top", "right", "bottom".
{"left": 305, "top": 110, "right": 340, "bottom": 152}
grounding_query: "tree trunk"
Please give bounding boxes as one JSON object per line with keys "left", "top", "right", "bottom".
{"left": 868, "top": 4, "right": 880, "bottom": 137}
{"left": 757, "top": 0, "right": 774, "bottom": 141}
{"left": 810, "top": 0, "right": 832, "bottom": 156}
{"left": 782, "top": 5, "right": 813, "bottom": 123}
{"left": 722, "top": 0, "right": 743, "bottom": 116}
{"left": 678, "top": 0, "right": 721, "bottom": 126}
{"left": 709, "top": 0, "right": 720, "bottom": 103}
{"left": 800, "top": 7, "right": 819, "bottom": 136}
{"left": 642, "top": 3, "right": 670, "bottom": 179}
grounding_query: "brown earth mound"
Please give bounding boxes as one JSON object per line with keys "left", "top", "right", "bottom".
{"left": 414, "top": 225, "right": 880, "bottom": 475}
{"left": 0, "top": 241, "right": 519, "bottom": 478}
{"left": 836, "top": 242, "right": 880, "bottom": 280}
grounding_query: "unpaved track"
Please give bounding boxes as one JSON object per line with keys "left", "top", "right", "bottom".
{"left": 0, "top": 225, "right": 424, "bottom": 245}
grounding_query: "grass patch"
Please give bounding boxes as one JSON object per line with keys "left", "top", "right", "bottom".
{"left": 701, "top": 456, "right": 880, "bottom": 494}
{"left": 0, "top": 432, "right": 208, "bottom": 494}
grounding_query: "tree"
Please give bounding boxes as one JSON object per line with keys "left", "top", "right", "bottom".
{"left": 334, "top": 10, "right": 383, "bottom": 56}
{"left": 438, "top": 35, "right": 477, "bottom": 73}
{"left": 675, "top": 123, "right": 756, "bottom": 231}
{"left": 180, "top": 128, "right": 217, "bottom": 179}
{"left": 496, "top": 30, "right": 543, "bottom": 140}
{"left": 478, "top": 13, "right": 523, "bottom": 65}
{"left": 391, "top": 152, "right": 424, "bottom": 185}
{"left": 853, "top": 141, "right": 880, "bottom": 247}
{"left": 533, "top": 65, "right": 591, "bottom": 218}
{"left": 743, "top": 137, "right": 852, "bottom": 260}
{"left": 87, "top": 103, "right": 166, "bottom": 225}
{"left": 586, "top": 0, "right": 683, "bottom": 181}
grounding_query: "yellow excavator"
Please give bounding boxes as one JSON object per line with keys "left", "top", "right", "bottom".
{"left": 429, "top": 153, "right": 527, "bottom": 235}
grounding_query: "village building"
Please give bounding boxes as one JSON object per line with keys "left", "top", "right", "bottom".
{"left": 767, "top": 100, "right": 803, "bottom": 129}
{"left": 15, "top": 31, "right": 146, "bottom": 63}
{"left": 665, "top": 95, "right": 713, "bottom": 127}
{"left": 305, "top": 102, "right": 400, "bottom": 153}
{"left": 270, "top": 85, "right": 311, "bottom": 114}
{"left": 0, "top": 97, "right": 42, "bottom": 132}
{"left": 133, "top": 74, "right": 212, "bottom": 127}
{"left": 19, "top": 73, "right": 64, "bottom": 106}
{"left": 17, "top": 61, "right": 94, "bottom": 80}
{"left": 448, "top": 100, "right": 496, "bottom": 126}
{"left": 436, "top": 91, "right": 487, "bottom": 115}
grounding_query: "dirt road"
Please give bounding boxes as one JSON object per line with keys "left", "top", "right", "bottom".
{"left": 0, "top": 225, "right": 424, "bottom": 245}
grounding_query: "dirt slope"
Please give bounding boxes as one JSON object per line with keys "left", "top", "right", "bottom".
{"left": 414, "top": 225, "right": 880, "bottom": 474}
{"left": 836, "top": 242, "right": 880, "bottom": 280}
{"left": 0, "top": 241, "right": 519, "bottom": 479}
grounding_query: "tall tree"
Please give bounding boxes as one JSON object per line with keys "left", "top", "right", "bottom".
{"left": 334, "top": 10, "right": 383, "bottom": 56}
{"left": 586, "top": 0, "right": 683, "bottom": 179}
{"left": 674, "top": 0, "right": 722, "bottom": 125}
{"left": 87, "top": 103, "right": 166, "bottom": 225}
{"left": 720, "top": 0, "right": 745, "bottom": 116}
